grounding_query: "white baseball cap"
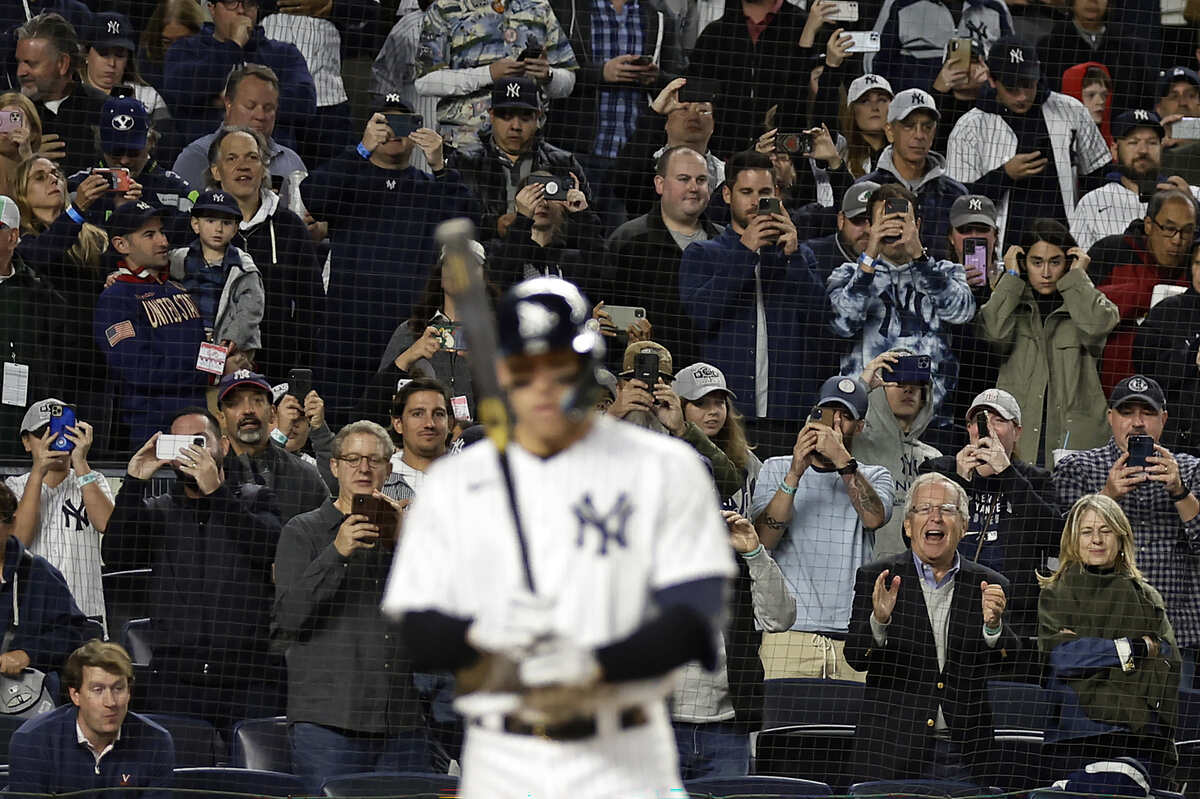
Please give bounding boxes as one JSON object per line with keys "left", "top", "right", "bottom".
{"left": 848, "top": 74, "right": 894, "bottom": 104}
{"left": 0, "top": 195, "right": 19, "bottom": 231}
{"left": 20, "top": 398, "right": 69, "bottom": 434}
{"left": 887, "top": 89, "right": 940, "bottom": 123}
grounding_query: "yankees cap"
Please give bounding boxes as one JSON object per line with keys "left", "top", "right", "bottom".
{"left": 100, "top": 96, "right": 150, "bottom": 153}
{"left": 847, "top": 74, "right": 893, "bottom": 104}
{"left": 1157, "top": 66, "right": 1200, "bottom": 100}
{"left": 191, "top": 190, "right": 242, "bottom": 219}
{"left": 20, "top": 398, "right": 70, "bottom": 435}
{"left": 373, "top": 90, "right": 414, "bottom": 113}
{"left": 1109, "top": 374, "right": 1166, "bottom": 412}
{"left": 842, "top": 181, "right": 881, "bottom": 220}
{"left": 1112, "top": 109, "right": 1165, "bottom": 140}
{"left": 887, "top": 89, "right": 939, "bottom": 123}
{"left": 218, "top": 369, "right": 274, "bottom": 405}
{"left": 0, "top": 195, "right": 19, "bottom": 231}
{"left": 987, "top": 35, "right": 1041, "bottom": 87}
{"left": 491, "top": 77, "right": 540, "bottom": 111}
{"left": 949, "top": 194, "right": 998, "bottom": 229}
{"left": 86, "top": 12, "right": 136, "bottom": 52}
{"left": 107, "top": 201, "right": 169, "bottom": 239}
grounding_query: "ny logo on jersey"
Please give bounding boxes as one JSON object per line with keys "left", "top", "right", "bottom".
{"left": 969, "top": 198, "right": 983, "bottom": 211}
{"left": 573, "top": 493, "right": 632, "bottom": 556}
{"left": 61, "top": 498, "right": 90, "bottom": 531}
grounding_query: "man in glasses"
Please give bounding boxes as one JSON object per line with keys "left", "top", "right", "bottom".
{"left": 846, "top": 471, "right": 1018, "bottom": 783}
{"left": 162, "top": 0, "right": 316, "bottom": 147}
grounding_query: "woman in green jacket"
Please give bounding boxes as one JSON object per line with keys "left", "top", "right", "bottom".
{"left": 979, "top": 220, "right": 1119, "bottom": 467}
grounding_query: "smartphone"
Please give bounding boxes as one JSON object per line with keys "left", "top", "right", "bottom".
{"left": 1171, "top": 117, "right": 1200, "bottom": 140}
{"left": 1127, "top": 434, "right": 1155, "bottom": 468}
{"left": 0, "top": 110, "right": 22, "bottom": 135}
{"left": 1022, "top": 133, "right": 1052, "bottom": 157}
{"left": 975, "top": 409, "right": 989, "bottom": 440}
{"left": 351, "top": 494, "right": 399, "bottom": 550}
{"left": 384, "top": 113, "right": 423, "bottom": 137}
{"left": 963, "top": 237, "right": 988, "bottom": 283}
{"left": 603, "top": 305, "right": 646, "bottom": 331}
{"left": 808, "top": 405, "right": 835, "bottom": 427}
{"left": 944, "top": 37, "right": 971, "bottom": 71}
{"left": 678, "top": 80, "right": 718, "bottom": 104}
{"left": 633, "top": 351, "right": 660, "bottom": 386}
{"left": 828, "top": 0, "right": 859, "bottom": 21}
{"left": 845, "top": 31, "right": 881, "bottom": 53}
{"left": 892, "top": 354, "right": 931, "bottom": 384}
{"left": 884, "top": 197, "right": 910, "bottom": 217}
{"left": 48, "top": 404, "right": 76, "bottom": 453}
{"left": 757, "top": 196, "right": 783, "bottom": 215}
{"left": 529, "top": 174, "right": 570, "bottom": 200}
{"left": 778, "top": 131, "right": 814, "bottom": 155}
{"left": 518, "top": 39, "right": 543, "bottom": 60}
{"left": 108, "top": 84, "right": 135, "bottom": 99}
{"left": 287, "top": 368, "right": 312, "bottom": 400}
{"left": 156, "top": 434, "right": 207, "bottom": 461}
{"left": 92, "top": 167, "right": 133, "bottom": 192}
{"left": 431, "top": 321, "right": 469, "bottom": 352}
{"left": 631, "top": 55, "right": 654, "bottom": 66}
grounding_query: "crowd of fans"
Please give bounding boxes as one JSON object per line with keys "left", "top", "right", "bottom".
{"left": 2, "top": 0, "right": 1200, "bottom": 793}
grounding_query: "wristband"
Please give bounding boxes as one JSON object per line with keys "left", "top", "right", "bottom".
{"left": 778, "top": 480, "right": 798, "bottom": 496}
{"left": 857, "top": 252, "right": 873, "bottom": 269}
{"left": 269, "top": 428, "right": 289, "bottom": 446}
{"left": 65, "top": 204, "right": 85, "bottom": 224}
{"left": 77, "top": 471, "right": 100, "bottom": 488}
{"left": 1006, "top": 268, "right": 1019, "bottom": 277}
{"left": 356, "top": 142, "right": 372, "bottom": 160}
{"left": 1170, "top": 486, "right": 1192, "bottom": 502}
{"left": 740, "top": 544, "right": 764, "bottom": 559}
{"left": 1115, "top": 637, "right": 1135, "bottom": 671}
{"left": 983, "top": 622, "right": 1002, "bottom": 636}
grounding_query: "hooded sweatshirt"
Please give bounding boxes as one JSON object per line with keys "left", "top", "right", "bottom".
{"left": 853, "top": 385, "right": 941, "bottom": 557}
{"left": 860, "top": 147, "right": 968, "bottom": 261}
{"left": 1061, "top": 61, "right": 1114, "bottom": 146}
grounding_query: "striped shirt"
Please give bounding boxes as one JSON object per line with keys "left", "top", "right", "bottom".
{"left": 591, "top": 0, "right": 645, "bottom": 159}
{"left": 262, "top": 13, "right": 352, "bottom": 107}
{"left": 5, "top": 471, "right": 109, "bottom": 626}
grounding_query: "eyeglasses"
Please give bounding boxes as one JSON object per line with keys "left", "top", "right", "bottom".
{"left": 1149, "top": 217, "right": 1196, "bottom": 241}
{"left": 909, "top": 503, "right": 959, "bottom": 517}
{"left": 335, "top": 454, "right": 388, "bottom": 469}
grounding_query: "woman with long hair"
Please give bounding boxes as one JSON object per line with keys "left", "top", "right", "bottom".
{"left": 137, "top": 0, "right": 203, "bottom": 94}
{"left": 835, "top": 77, "right": 892, "bottom": 179}
{"left": 0, "top": 93, "right": 40, "bottom": 200}
{"left": 80, "top": 13, "right": 169, "bottom": 125}
{"left": 675, "top": 362, "right": 761, "bottom": 514}
{"left": 1038, "top": 494, "right": 1181, "bottom": 786}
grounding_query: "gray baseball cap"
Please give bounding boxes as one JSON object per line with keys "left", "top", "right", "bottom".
{"left": 842, "top": 181, "right": 881, "bottom": 220}
{"left": 818, "top": 375, "right": 869, "bottom": 420}
{"left": 673, "top": 362, "right": 737, "bottom": 401}
{"left": 949, "top": 195, "right": 998, "bottom": 229}
{"left": 968, "top": 388, "right": 1022, "bottom": 424}
{"left": 20, "top": 398, "right": 70, "bottom": 434}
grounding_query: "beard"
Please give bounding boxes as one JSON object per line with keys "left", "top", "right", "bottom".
{"left": 1117, "top": 158, "right": 1159, "bottom": 182}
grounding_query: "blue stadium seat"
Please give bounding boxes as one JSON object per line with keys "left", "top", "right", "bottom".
{"left": 0, "top": 715, "right": 30, "bottom": 763}
{"left": 848, "top": 780, "right": 1001, "bottom": 798}
{"left": 762, "top": 679, "right": 864, "bottom": 729}
{"left": 753, "top": 724, "right": 857, "bottom": 792}
{"left": 144, "top": 714, "right": 222, "bottom": 767}
{"left": 320, "top": 771, "right": 460, "bottom": 797}
{"left": 230, "top": 716, "right": 291, "bottom": 772}
{"left": 987, "top": 681, "right": 1048, "bottom": 731}
{"left": 986, "top": 729, "right": 1049, "bottom": 790}
{"left": 102, "top": 569, "right": 151, "bottom": 634}
{"left": 120, "top": 618, "right": 152, "bottom": 665}
{"left": 686, "top": 775, "right": 833, "bottom": 797}
{"left": 170, "top": 767, "right": 305, "bottom": 798}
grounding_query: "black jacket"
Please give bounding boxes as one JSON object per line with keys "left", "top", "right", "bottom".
{"left": 546, "top": 0, "right": 683, "bottom": 155}
{"left": 487, "top": 209, "right": 609, "bottom": 296}
{"left": 447, "top": 131, "right": 593, "bottom": 241}
{"left": 805, "top": 230, "right": 858, "bottom": 284}
{"left": 222, "top": 443, "right": 331, "bottom": 526}
{"left": 35, "top": 85, "right": 106, "bottom": 178}
{"left": 0, "top": 255, "right": 65, "bottom": 459}
{"left": 919, "top": 456, "right": 1061, "bottom": 639}
{"left": 846, "top": 552, "right": 1020, "bottom": 782}
{"left": 1134, "top": 287, "right": 1200, "bottom": 456}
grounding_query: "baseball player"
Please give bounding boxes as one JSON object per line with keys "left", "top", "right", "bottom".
{"left": 383, "top": 277, "right": 735, "bottom": 799}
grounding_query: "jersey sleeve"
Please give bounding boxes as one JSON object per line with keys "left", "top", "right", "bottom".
{"left": 650, "top": 445, "right": 737, "bottom": 591}
{"left": 382, "top": 471, "right": 463, "bottom": 618}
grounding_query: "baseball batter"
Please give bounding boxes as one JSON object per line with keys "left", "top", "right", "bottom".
{"left": 383, "top": 278, "right": 735, "bottom": 799}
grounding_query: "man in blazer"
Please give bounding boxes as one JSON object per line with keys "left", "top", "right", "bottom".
{"left": 846, "top": 472, "right": 1019, "bottom": 782}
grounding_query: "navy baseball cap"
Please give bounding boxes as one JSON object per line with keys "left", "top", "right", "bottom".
{"left": 1157, "top": 66, "right": 1200, "bottom": 100}
{"left": 100, "top": 96, "right": 150, "bottom": 153}
{"left": 817, "top": 375, "right": 869, "bottom": 421}
{"left": 373, "top": 90, "right": 414, "bottom": 113}
{"left": 107, "top": 201, "right": 169, "bottom": 239}
{"left": 1109, "top": 374, "right": 1166, "bottom": 412}
{"left": 86, "top": 12, "right": 136, "bottom": 52}
{"left": 987, "top": 35, "right": 1041, "bottom": 87}
{"left": 491, "top": 77, "right": 539, "bottom": 111}
{"left": 218, "top": 369, "right": 273, "bottom": 405}
{"left": 191, "top": 190, "right": 242, "bottom": 219}
{"left": 1112, "top": 109, "right": 1165, "bottom": 140}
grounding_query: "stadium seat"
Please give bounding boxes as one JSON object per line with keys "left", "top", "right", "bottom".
{"left": 1178, "top": 691, "right": 1200, "bottom": 742}
{"left": 0, "top": 715, "right": 30, "bottom": 763}
{"left": 686, "top": 775, "right": 833, "bottom": 797}
{"left": 170, "top": 767, "right": 306, "bottom": 798}
{"left": 753, "top": 724, "right": 857, "bottom": 792}
{"left": 985, "top": 729, "right": 1049, "bottom": 791}
{"left": 121, "top": 618, "right": 152, "bottom": 665}
{"left": 102, "top": 568, "right": 151, "bottom": 634}
{"left": 144, "top": 714, "right": 222, "bottom": 767}
{"left": 987, "top": 681, "right": 1048, "bottom": 731}
{"left": 848, "top": 779, "right": 1001, "bottom": 798}
{"left": 320, "top": 771, "right": 460, "bottom": 797}
{"left": 230, "top": 716, "right": 291, "bottom": 772}
{"left": 1175, "top": 739, "right": 1200, "bottom": 799}
{"left": 762, "top": 679, "right": 864, "bottom": 729}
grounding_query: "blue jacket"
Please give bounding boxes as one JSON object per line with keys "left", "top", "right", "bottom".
{"left": 679, "top": 226, "right": 830, "bottom": 421}
{"left": 0, "top": 536, "right": 88, "bottom": 674}
{"left": 163, "top": 23, "right": 316, "bottom": 145}
{"left": 858, "top": 148, "right": 967, "bottom": 262}
{"left": 9, "top": 705, "right": 175, "bottom": 798}
{"left": 92, "top": 269, "right": 208, "bottom": 448}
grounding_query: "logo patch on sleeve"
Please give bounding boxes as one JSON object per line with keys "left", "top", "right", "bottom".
{"left": 105, "top": 320, "right": 136, "bottom": 347}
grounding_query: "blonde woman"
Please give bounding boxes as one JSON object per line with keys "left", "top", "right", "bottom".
{"left": 1038, "top": 494, "right": 1180, "bottom": 785}
{"left": 0, "top": 93, "right": 41, "bottom": 199}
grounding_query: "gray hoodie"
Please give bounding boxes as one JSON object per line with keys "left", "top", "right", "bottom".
{"left": 852, "top": 386, "right": 941, "bottom": 557}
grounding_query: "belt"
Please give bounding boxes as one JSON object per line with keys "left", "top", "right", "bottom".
{"left": 478, "top": 705, "right": 649, "bottom": 741}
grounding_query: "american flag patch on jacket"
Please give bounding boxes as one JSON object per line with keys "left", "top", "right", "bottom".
{"left": 105, "top": 320, "right": 135, "bottom": 347}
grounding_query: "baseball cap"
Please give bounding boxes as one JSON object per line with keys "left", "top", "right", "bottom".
{"left": 817, "top": 375, "right": 869, "bottom": 421}
{"left": 20, "top": 398, "right": 70, "bottom": 435}
{"left": 217, "top": 369, "right": 273, "bottom": 405}
{"left": 967, "top": 388, "right": 1022, "bottom": 424}
{"left": 107, "top": 201, "right": 169, "bottom": 239}
{"left": 619, "top": 341, "right": 674, "bottom": 381}
{"left": 1157, "top": 66, "right": 1200, "bottom": 100}
{"left": 848, "top": 74, "right": 894, "bottom": 104}
{"left": 438, "top": 238, "right": 485, "bottom": 265}
{"left": 1112, "top": 109, "right": 1165, "bottom": 140}
{"left": 0, "top": 195, "right": 19, "bottom": 231}
{"left": 596, "top": 368, "right": 618, "bottom": 401}
{"left": 887, "top": 89, "right": 939, "bottom": 123}
{"left": 491, "top": 77, "right": 540, "bottom": 112}
{"left": 949, "top": 195, "right": 998, "bottom": 229}
{"left": 86, "top": 12, "right": 136, "bottom": 52}
{"left": 100, "top": 96, "right": 150, "bottom": 153}
{"left": 987, "top": 35, "right": 1041, "bottom": 87}
{"left": 673, "top": 362, "right": 738, "bottom": 402}
{"left": 373, "top": 90, "right": 414, "bottom": 114}
{"left": 843, "top": 181, "right": 880, "bottom": 220}
{"left": 1109, "top": 374, "right": 1166, "bottom": 412}
{"left": 191, "top": 190, "right": 242, "bottom": 219}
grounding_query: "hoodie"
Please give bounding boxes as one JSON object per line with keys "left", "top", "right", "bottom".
{"left": 859, "top": 147, "right": 968, "bottom": 261}
{"left": 168, "top": 240, "right": 264, "bottom": 352}
{"left": 1061, "top": 61, "right": 1113, "bottom": 146}
{"left": 853, "top": 386, "right": 941, "bottom": 558}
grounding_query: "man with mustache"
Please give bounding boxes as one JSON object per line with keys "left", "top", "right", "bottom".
{"left": 217, "top": 370, "right": 329, "bottom": 525}
{"left": 1072, "top": 110, "right": 1200, "bottom": 251}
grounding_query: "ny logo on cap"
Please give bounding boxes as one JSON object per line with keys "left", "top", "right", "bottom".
{"left": 911, "top": 91, "right": 927, "bottom": 105}
{"left": 506, "top": 82, "right": 521, "bottom": 98}
{"left": 864, "top": 75, "right": 879, "bottom": 85}
{"left": 1010, "top": 48, "right": 1024, "bottom": 64}
{"left": 111, "top": 114, "right": 134, "bottom": 131}
{"left": 232, "top": 369, "right": 254, "bottom": 380}
{"left": 386, "top": 93, "right": 401, "bottom": 105}
{"left": 969, "top": 198, "right": 983, "bottom": 211}
{"left": 135, "top": 202, "right": 151, "bottom": 211}
{"left": 212, "top": 193, "right": 225, "bottom": 203}
{"left": 1134, "top": 109, "right": 1150, "bottom": 120}
{"left": 1128, "top": 376, "right": 1149, "bottom": 392}
{"left": 107, "top": 19, "right": 120, "bottom": 34}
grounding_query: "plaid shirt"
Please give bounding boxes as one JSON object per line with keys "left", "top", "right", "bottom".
{"left": 591, "top": 0, "right": 644, "bottom": 158}
{"left": 1053, "top": 439, "right": 1200, "bottom": 647}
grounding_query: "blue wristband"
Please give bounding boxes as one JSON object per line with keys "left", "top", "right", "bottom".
{"left": 65, "top": 205, "right": 85, "bottom": 224}
{"left": 740, "top": 544, "right": 764, "bottom": 559}
{"left": 1006, "top": 268, "right": 1019, "bottom": 278}
{"left": 356, "top": 142, "right": 372, "bottom": 160}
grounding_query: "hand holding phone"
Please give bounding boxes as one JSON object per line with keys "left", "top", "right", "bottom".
{"left": 287, "top": 368, "right": 312, "bottom": 400}
{"left": 156, "top": 434, "right": 207, "bottom": 462}
{"left": 48, "top": 405, "right": 77, "bottom": 453}
{"left": 633, "top": 352, "right": 660, "bottom": 386}
{"left": 1126, "top": 434, "right": 1155, "bottom": 469}
{"left": 352, "top": 494, "right": 400, "bottom": 550}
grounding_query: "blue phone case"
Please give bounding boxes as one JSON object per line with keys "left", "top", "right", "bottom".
{"left": 49, "top": 406, "right": 76, "bottom": 452}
